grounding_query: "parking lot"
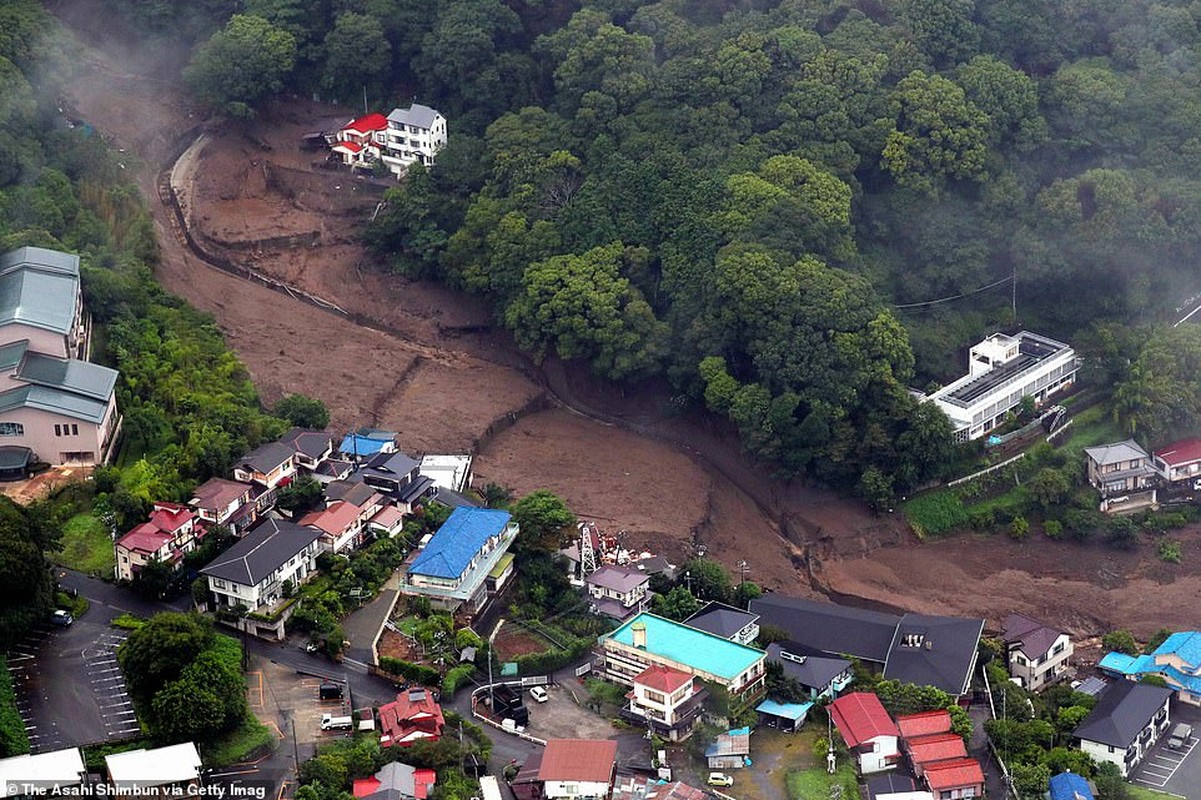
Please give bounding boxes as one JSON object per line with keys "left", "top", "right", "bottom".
{"left": 6, "top": 608, "right": 141, "bottom": 752}
{"left": 1131, "top": 703, "right": 1201, "bottom": 797}
{"left": 479, "top": 682, "right": 622, "bottom": 741}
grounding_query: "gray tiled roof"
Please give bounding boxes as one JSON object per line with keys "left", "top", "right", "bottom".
{"left": 884, "top": 614, "right": 985, "bottom": 696}
{"left": 1002, "top": 613, "right": 1066, "bottom": 660}
{"left": 0, "top": 384, "right": 109, "bottom": 423}
{"left": 0, "top": 247, "right": 80, "bottom": 336}
{"left": 686, "top": 602, "right": 759, "bottom": 639}
{"left": 387, "top": 104, "right": 440, "bottom": 130}
{"left": 751, "top": 595, "right": 899, "bottom": 662}
{"left": 1074, "top": 681, "right": 1173, "bottom": 749}
{"left": 279, "top": 428, "right": 333, "bottom": 459}
{"left": 587, "top": 565, "right": 649, "bottom": 594}
{"left": 200, "top": 518, "right": 322, "bottom": 586}
{"left": 236, "top": 440, "right": 295, "bottom": 473}
{"left": 1084, "top": 440, "right": 1150, "bottom": 467}
{"left": 766, "top": 641, "right": 851, "bottom": 690}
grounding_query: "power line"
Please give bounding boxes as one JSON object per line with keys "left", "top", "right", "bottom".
{"left": 894, "top": 275, "right": 1014, "bottom": 310}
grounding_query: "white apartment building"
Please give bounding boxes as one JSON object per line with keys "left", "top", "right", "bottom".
{"left": 1074, "top": 682, "right": 1173, "bottom": 777}
{"left": 923, "top": 331, "right": 1078, "bottom": 442}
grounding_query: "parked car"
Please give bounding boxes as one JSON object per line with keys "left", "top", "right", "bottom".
{"left": 320, "top": 714, "right": 353, "bottom": 731}
{"left": 707, "top": 773, "right": 734, "bottom": 787}
{"left": 1168, "top": 723, "right": 1194, "bottom": 749}
{"left": 50, "top": 610, "right": 73, "bottom": 627}
{"left": 529, "top": 686, "right": 549, "bottom": 703}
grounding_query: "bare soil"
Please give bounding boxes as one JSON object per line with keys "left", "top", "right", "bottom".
{"left": 52, "top": 0, "right": 1201, "bottom": 643}
{"left": 492, "top": 627, "right": 550, "bottom": 660}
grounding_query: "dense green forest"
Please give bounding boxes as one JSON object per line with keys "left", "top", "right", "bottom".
{"left": 100, "top": 0, "right": 1201, "bottom": 494}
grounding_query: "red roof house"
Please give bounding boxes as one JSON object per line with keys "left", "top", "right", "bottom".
{"left": 538, "top": 739, "right": 618, "bottom": 797}
{"left": 634, "top": 664, "right": 694, "bottom": 694}
{"left": 378, "top": 688, "right": 444, "bottom": 747}
{"left": 828, "top": 692, "right": 900, "bottom": 775}
{"left": 897, "top": 709, "right": 953, "bottom": 739}
{"left": 115, "top": 502, "right": 204, "bottom": 582}
{"left": 906, "top": 732, "right": 968, "bottom": 774}
{"left": 352, "top": 762, "right": 436, "bottom": 800}
{"left": 922, "top": 757, "right": 985, "bottom": 796}
{"left": 300, "top": 500, "right": 364, "bottom": 555}
{"left": 1153, "top": 438, "right": 1201, "bottom": 482}
{"left": 343, "top": 113, "right": 389, "bottom": 136}
{"left": 335, "top": 113, "right": 389, "bottom": 166}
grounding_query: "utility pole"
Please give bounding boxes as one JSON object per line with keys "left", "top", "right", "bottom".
{"left": 737, "top": 560, "right": 748, "bottom": 587}
{"left": 363, "top": 85, "right": 369, "bottom": 117}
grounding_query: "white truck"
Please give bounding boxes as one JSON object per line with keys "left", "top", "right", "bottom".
{"left": 320, "top": 714, "right": 353, "bottom": 731}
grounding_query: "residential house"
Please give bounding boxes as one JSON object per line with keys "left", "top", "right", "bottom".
{"left": 400, "top": 507, "right": 519, "bottom": 614}
{"left": 1001, "top": 613, "right": 1073, "bottom": 691}
{"left": 300, "top": 487, "right": 384, "bottom": 555}
{"left": 1152, "top": 438, "right": 1201, "bottom": 486}
{"left": 612, "top": 777, "right": 715, "bottom": 800}
{"left": 381, "top": 104, "right": 447, "bottom": 176}
{"left": 368, "top": 504, "right": 406, "bottom": 538}
{"left": 919, "top": 331, "right": 1078, "bottom": 442}
{"left": 705, "top": 728, "right": 751, "bottom": 770}
{"left": 828, "top": 692, "right": 901, "bottom": 774}
{"left": 621, "top": 664, "right": 706, "bottom": 741}
{"left": 333, "top": 113, "right": 389, "bottom": 168}
{"left": 352, "top": 762, "right": 437, "bottom": 800}
{"left": 512, "top": 739, "right": 617, "bottom": 800}
{"left": 486, "top": 551, "right": 515, "bottom": 594}
{"left": 420, "top": 454, "right": 473, "bottom": 493}
{"left": 1048, "top": 771, "right": 1095, "bottom": 800}
{"left": 685, "top": 602, "right": 760, "bottom": 646}
{"left": 1073, "top": 681, "right": 1173, "bottom": 777}
{"left": 599, "top": 612, "right": 767, "bottom": 707}
{"left": 920, "top": 759, "right": 984, "bottom": 799}
{"left": 233, "top": 440, "right": 297, "bottom": 498}
{"left": 905, "top": 734, "right": 967, "bottom": 779}
{"left": 199, "top": 518, "right": 323, "bottom": 640}
{"left": 0, "top": 747, "right": 85, "bottom": 797}
{"left": 896, "top": 710, "right": 952, "bottom": 740}
{"left": 189, "top": 477, "right": 256, "bottom": 533}
{"left": 765, "top": 641, "right": 853, "bottom": 701}
{"left": 115, "top": 502, "right": 205, "bottom": 582}
{"left": 358, "top": 450, "right": 436, "bottom": 511}
{"left": 750, "top": 595, "right": 984, "bottom": 698}
{"left": 585, "top": 564, "right": 650, "bottom": 622}
{"left": 339, "top": 429, "right": 397, "bottom": 460}
{"left": 105, "top": 742, "right": 202, "bottom": 799}
{"left": 629, "top": 554, "right": 676, "bottom": 582}
{"left": 1083, "top": 440, "right": 1159, "bottom": 513}
{"left": 755, "top": 698, "right": 812, "bottom": 732}
{"left": 1099, "top": 631, "right": 1201, "bottom": 705}
{"left": 0, "top": 246, "right": 88, "bottom": 359}
{"left": 378, "top": 687, "right": 445, "bottom": 747}
{"left": 279, "top": 427, "right": 335, "bottom": 473}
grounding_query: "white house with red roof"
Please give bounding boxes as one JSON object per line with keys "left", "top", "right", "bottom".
{"left": 114, "top": 502, "right": 205, "bottom": 582}
{"left": 622, "top": 664, "right": 706, "bottom": 741}
{"left": 1153, "top": 438, "right": 1201, "bottom": 485}
{"left": 378, "top": 688, "right": 444, "bottom": 747}
{"left": 828, "top": 692, "right": 900, "bottom": 774}
{"left": 921, "top": 758, "right": 984, "bottom": 798}
{"left": 299, "top": 487, "right": 384, "bottom": 555}
{"left": 333, "top": 113, "right": 389, "bottom": 167}
{"left": 536, "top": 739, "right": 618, "bottom": 800}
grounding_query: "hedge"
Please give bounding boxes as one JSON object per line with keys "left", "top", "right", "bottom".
{"left": 512, "top": 637, "right": 592, "bottom": 675}
{"left": 442, "top": 664, "right": 476, "bottom": 698}
{"left": 379, "top": 656, "right": 440, "bottom": 686}
{"left": 0, "top": 656, "right": 29, "bottom": 757}
{"left": 111, "top": 613, "right": 147, "bottom": 630}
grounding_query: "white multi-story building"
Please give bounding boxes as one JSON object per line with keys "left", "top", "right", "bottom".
{"left": 200, "top": 518, "right": 322, "bottom": 640}
{"left": 381, "top": 104, "right": 447, "bottom": 176}
{"left": 922, "top": 331, "right": 1077, "bottom": 442}
{"left": 1074, "top": 681, "right": 1173, "bottom": 777}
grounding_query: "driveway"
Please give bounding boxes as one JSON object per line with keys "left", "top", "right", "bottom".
{"left": 1131, "top": 702, "right": 1201, "bottom": 797}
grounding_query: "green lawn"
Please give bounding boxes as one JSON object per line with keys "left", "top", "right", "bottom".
{"left": 52, "top": 513, "right": 114, "bottom": 576}
{"left": 202, "top": 714, "right": 276, "bottom": 767}
{"left": 1126, "top": 783, "right": 1181, "bottom": 800}
{"left": 785, "top": 762, "right": 859, "bottom": 800}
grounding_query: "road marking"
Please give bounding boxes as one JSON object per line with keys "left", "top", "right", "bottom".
{"left": 23, "top": 725, "right": 36, "bottom": 731}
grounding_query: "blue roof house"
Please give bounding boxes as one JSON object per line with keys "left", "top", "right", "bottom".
{"left": 400, "top": 508, "right": 518, "bottom": 614}
{"left": 1049, "top": 771, "right": 1095, "bottom": 800}
{"left": 1099, "top": 631, "right": 1201, "bottom": 705}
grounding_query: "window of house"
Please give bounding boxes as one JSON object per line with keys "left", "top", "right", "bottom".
{"left": 1053, "top": 642, "right": 1065, "bottom": 656}
{"left": 54, "top": 424, "right": 62, "bottom": 436}
{"left": 643, "top": 689, "right": 665, "bottom": 704}
{"left": 0, "top": 422, "right": 22, "bottom": 436}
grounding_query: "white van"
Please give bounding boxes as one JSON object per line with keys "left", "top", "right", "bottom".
{"left": 321, "top": 714, "right": 353, "bottom": 731}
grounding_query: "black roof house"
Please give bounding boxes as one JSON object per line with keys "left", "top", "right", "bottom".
{"left": 685, "top": 601, "right": 760, "bottom": 640}
{"left": 750, "top": 594, "right": 984, "bottom": 696}
{"left": 1074, "top": 681, "right": 1173, "bottom": 749}
{"left": 200, "top": 518, "right": 322, "bottom": 586}
{"left": 765, "top": 641, "right": 851, "bottom": 694}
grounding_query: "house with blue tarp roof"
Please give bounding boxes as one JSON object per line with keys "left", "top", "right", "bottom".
{"left": 756, "top": 698, "right": 812, "bottom": 732}
{"left": 1098, "top": 631, "right": 1201, "bottom": 705}
{"left": 338, "top": 429, "right": 397, "bottom": 460}
{"left": 1049, "top": 771, "right": 1094, "bottom": 800}
{"left": 400, "top": 507, "right": 518, "bottom": 614}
